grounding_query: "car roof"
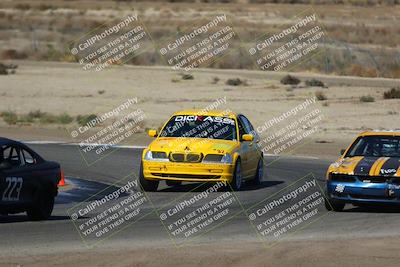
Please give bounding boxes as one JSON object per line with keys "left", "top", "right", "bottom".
{"left": 0, "top": 137, "right": 43, "bottom": 160}
{"left": 359, "top": 130, "right": 400, "bottom": 137}
{"left": 172, "top": 109, "right": 237, "bottom": 118}
{"left": 0, "top": 137, "right": 22, "bottom": 146}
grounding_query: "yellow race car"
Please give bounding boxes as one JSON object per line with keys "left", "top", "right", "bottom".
{"left": 139, "top": 110, "right": 263, "bottom": 191}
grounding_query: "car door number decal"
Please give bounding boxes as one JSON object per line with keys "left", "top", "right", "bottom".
{"left": 2, "top": 177, "right": 23, "bottom": 201}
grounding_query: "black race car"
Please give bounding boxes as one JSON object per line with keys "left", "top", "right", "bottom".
{"left": 0, "top": 137, "right": 61, "bottom": 220}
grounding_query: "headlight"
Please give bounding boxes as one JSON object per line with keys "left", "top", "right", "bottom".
{"left": 221, "top": 153, "right": 233, "bottom": 164}
{"left": 202, "top": 153, "right": 233, "bottom": 164}
{"left": 144, "top": 151, "right": 169, "bottom": 161}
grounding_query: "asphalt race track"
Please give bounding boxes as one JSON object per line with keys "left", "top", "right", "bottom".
{"left": 1, "top": 143, "right": 400, "bottom": 254}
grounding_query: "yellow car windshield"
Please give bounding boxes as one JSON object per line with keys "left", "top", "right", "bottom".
{"left": 159, "top": 115, "right": 237, "bottom": 141}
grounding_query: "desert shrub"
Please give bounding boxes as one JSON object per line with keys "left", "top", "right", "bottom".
{"left": 226, "top": 78, "right": 247, "bottom": 86}
{"left": 347, "top": 64, "right": 378, "bottom": 77}
{"left": 0, "top": 111, "right": 18, "bottom": 125}
{"left": 360, "top": 95, "right": 375, "bottom": 102}
{"left": 37, "top": 4, "right": 53, "bottom": 11}
{"left": 305, "top": 79, "right": 325, "bottom": 87}
{"left": 211, "top": 77, "right": 220, "bottom": 84}
{"left": 315, "top": 91, "right": 328, "bottom": 101}
{"left": 76, "top": 114, "right": 98, "bottom": 126}
{"left": 15, "top": 3, "right": 31, "bottom": 10}
{"left": 55, "top": 113, "right": 74, "bottom": 124}
{"left": 180, "top": 73, "right": 194, "bottom": 80}
{"left": 383, "top": 87, "right": 400, "bottom": 99}
{"left": 0, "top": 64, "right": 7, "bottom": 75}
{"left": 15, "top": 110, "right": 74, "bottom": 124}
{"left": 1, "top": 49, "right": 27, "bottom": 60}
{"left": 39, "top": 114, "right": 58, "bottom": 124}
{"left": 0, "top": 110, "right": 81, "bottom": 125}
{"left": 280, "top": 75, "right": 300, "bottom": 85}
{"left": 0, "top": 63, "right": 18, "bottom": 75}
{"left": 28, "top": 110, "right": 47, "bottom": 119}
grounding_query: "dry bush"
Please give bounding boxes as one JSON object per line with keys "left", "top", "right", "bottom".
{"left": 315, "top": 91, "right": 328, "bottom": 101}
{"left": 0, "top": 62, "right": 17, "bottom": 75}
{"left": 1, "top": 49, "right": 27, "bottom": 60}
{"left": 281, "top": 75, "right": 300, "bottom": 85}
{"left": 383, "top": 87, "right": 400, "bottom": 99}
{"left": 347, "top": 64, "right": 378, "bottom": 77}
{"left": 360, "top": 95, "right": 375, "bottom": 102}
{"left": 0, "top": 64, "right": 7, "bottom": 75}
{"left": 305, "top": 79, "right": 325, "bottom": 87}
{"left": 226, "top": 78, "right": 248, "bottom": 86}
{"left": 14, "top": 3, "right": 31, "bottom": 10}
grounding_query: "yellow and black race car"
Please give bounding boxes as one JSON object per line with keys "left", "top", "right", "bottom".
{"left": 139, "top": 110, "right": 264, "bottom": 191}
{"left": 325, "top": 131, "right": 400, "bottom": 211}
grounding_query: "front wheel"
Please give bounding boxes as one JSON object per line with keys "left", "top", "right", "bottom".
{"left": 139, "top": 162, "right": 159, "bottom": 192}
{"left": 27, "top": 191, "right": 55, "bottom": 221}
{"left": 230, "top": 160, "right": 242, "bottom": 191}
{"left": 324, "top": 197, "right": 345, "bottom": 212}
{"left": 251, "top": 157, "right": 263, "bottom": 186}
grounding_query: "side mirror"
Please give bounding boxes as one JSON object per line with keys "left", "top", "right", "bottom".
{"left": 340, "top": 149, "right": 346, "bottom": 155}
{"left": 242, "top": 134, "right": 254, "bottom": 142}
{"left": 148, "top": 129, "right": 158, "bottom": 138}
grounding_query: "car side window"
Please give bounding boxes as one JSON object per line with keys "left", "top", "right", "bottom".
{"left": 22, "top": 149, "right": 36, "bottom": 165}
{"left": 3, "top": 146, "right": 12, "bottom": 163}
{"left": 237, "top": 116, "right": 250, "bottom": 141}
{"left": 238, "top": 115, "right": 251, "bottom": 134}
{"left": 242, "top": 115, "right": 259, "bottom": 138}
{"left": 237, "top": 119, "right": 246, "bottom": 136}
{"left": 5, "top": 145, "right": 24, "bottom": 167}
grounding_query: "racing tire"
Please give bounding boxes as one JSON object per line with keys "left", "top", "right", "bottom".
{"left": 251, "top": 157, "right": 263, "bottom": 186}
{"left": 166, "top": 180, "right": 182, "bottom": 187}
{"left": 27, "top": 191, "right": 55, "bottom": 221}
{"left": 230, "top": 159, "right": 242, "bottom": 191}
{"left": 324, "top": 197, "right": 345, "bottom": 212}
{"left": 139, "top": 162, "right": 159, "bottom": 192}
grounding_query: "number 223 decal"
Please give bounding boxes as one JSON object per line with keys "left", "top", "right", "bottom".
{"left": 2, "top": 177, "right": 23, "bottom": 201}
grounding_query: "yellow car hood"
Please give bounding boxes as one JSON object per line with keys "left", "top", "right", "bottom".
{"left": 148, "top": 137, "right": 239, "bottom": 154}
{"left": 329, "top": 156, "right": 400, "bottom": 177}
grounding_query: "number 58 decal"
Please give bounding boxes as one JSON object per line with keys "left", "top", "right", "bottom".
{"left": 2, "top": 177, "right": 23, "bottom": 201}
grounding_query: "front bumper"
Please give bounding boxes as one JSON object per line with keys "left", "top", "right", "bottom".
{"left": 327, "top": 180, "right": 400, "bottom": 205}
{"left": 142, "top": 160, "right": 235, "bottom": 183}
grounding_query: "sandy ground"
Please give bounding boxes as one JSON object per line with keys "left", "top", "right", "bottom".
{"left": 0, "top": 60, "right": 399, "bottom": 159}
{"left": 3, "top": 237, "right": 400, "bottom": 267}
